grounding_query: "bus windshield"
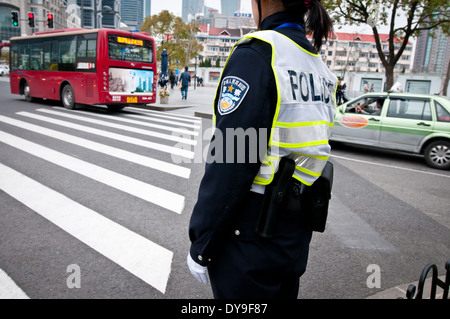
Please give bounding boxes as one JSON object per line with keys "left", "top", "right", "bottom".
{"left": 108, "top": 34, "right": 153, "bottom": 63}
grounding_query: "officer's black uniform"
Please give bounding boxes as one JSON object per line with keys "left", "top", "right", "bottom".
{"left": 189, "top": 11, "right": 316, "bottom": 299}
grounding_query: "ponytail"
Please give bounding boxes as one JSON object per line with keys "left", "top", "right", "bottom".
{"left": 282, "top": 0, "right": 333, "bottom": 52}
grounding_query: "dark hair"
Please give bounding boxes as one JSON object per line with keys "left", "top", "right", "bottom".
{"left": 281, "top": 0, "right": 333, "bottom": 52}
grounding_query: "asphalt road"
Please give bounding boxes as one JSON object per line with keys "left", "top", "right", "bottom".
{"left": 0, "top": 80, "right": 449, "bottom": 300}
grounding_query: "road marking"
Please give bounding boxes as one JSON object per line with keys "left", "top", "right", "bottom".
{"left": 331, "top": 154, "right": 450, "bottom": 178}
{"left": 126, "top": 107, "right": 203, "bottom": 123}
{"left": 17, "top": 112, "right": 195, "bottom": 159}
{"left": 36, "top": 108, "right": 197, "bottom": 145}
{"left": 0, "top": 115, "right": 190, "bottom": 179}
{"left": 54, "top": 107, "right": 200, "bottom": 136}
{"left": 327, "top": 196, "right": 397, "bottom": 252}
{"left": 0, "top": 268, "right": 29, "bottom": 299}
{"left": 124, "top": 113, "right": 201, "bottom": 129}
{"left": 0, "top": 163, "right": 173, "bottom": 294}
{"left": 0, "top": 130, "right": 185, "bottom": 214}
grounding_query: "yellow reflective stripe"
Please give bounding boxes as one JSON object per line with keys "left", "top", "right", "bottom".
{"left": 276, "top": 32, "right": 320, "bottom": 58}
{"left": 276, "top": 120, "right": 334, "bottom": 128}
{"left": 291, "top": 152, "right": 329, "bottom": 161}
{"left": 295, "top": 165, "right": 321, "bottom": 177}
{"left": 272, "top": 139, "right": 329, "bottom": 148}
{"left": 292, "top": 174, "right": 313, "bottom": 186}
{"left": 244, "top": 32, "right": 281, "bottom": 151}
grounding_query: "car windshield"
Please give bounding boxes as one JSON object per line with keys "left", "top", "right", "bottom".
{"left": 345, "top": 96, "right": 385, "bottom": 114}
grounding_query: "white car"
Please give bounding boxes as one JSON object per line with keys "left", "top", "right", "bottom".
{"left": 0, "top": 65, "right": 9, "bottom": 76}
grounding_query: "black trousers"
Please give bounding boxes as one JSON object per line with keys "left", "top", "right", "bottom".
{"left": 207, "top": 192, "right": 313, "bottom": 299}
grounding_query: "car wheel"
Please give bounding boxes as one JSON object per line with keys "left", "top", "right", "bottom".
{"left": 424, "top": 140, "right": 450, "bottom": 170}
{"left": 61, "top": 84, "right": 76, "bottom": 109}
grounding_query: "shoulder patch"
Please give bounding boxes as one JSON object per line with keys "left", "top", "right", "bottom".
{"left": 218, "top": 76, "right": 250, "bottom": 116}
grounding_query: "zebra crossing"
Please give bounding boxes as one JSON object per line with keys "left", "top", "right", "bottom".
{"left": 0, "top": 106, "right": 204, "bottom": 297}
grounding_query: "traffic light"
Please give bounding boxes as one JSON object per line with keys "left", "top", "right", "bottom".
{"left": 47, "top": 13, "right": 54, "bottom": 28}
{"left": 28, "top": 12, "right": 35, "bottom": 28}
{"left": 11, "top": 11, "right": 19, "bottom": 27}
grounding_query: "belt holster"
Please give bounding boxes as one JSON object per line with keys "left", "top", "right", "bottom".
{"left": 255, "top": 159, "right": 334, "bottom": 237}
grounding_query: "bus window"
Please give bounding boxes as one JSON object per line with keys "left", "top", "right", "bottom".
{"left": 108, "top": 34, "right": 153, "bottom": 63}
{"left": 77, "top": 38, "right": 87, "bottom": 58}
{"left": 77, "top": 33, "right": 97, "bottom": 59}
{"left": 87, "top": 39, "right": 96, "bottom": 58}
{"left": 59, "top": 36, "right": 76, "bottom": 71}
{"left": 18, "top": 43, "right": 30, "bottom": 70}
{"left": 44, "top": 41, "right": 58, "bottom": 71}
{"left": 30, "top": 43, "right": 43, "bottom": 70}
{"left": 10, "top": 45, "right": 18, "bottom": 72}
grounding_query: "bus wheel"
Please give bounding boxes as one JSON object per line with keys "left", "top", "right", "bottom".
{"left": 61, "top": 85, "right": 76, "bottom": 109}
{"left": 23, "top": 82, "right": 34, "bottom": 102}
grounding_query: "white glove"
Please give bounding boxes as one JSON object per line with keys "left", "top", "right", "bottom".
{"left": 187, "top": 253, "right": 208, "bottom": 284}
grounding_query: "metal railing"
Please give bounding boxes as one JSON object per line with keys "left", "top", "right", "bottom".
{"left": 406, "top": 259, "right": 449, "bottom": 299}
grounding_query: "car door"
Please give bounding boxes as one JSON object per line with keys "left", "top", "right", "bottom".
{"left": 379, "top": 97, "right": 434, "bottom": 153}
{"left": 332, "top": 95, "right": 385, "bottom": 146}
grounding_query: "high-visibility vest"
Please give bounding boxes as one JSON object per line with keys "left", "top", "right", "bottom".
{"left": 216, "top": 30, "right": 337, "bottom": 187}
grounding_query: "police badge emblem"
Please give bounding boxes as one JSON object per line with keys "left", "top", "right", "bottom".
{"left": 218, "top": 76, "right": 249, "bottom": 115}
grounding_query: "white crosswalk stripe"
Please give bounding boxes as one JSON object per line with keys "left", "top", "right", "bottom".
{"left": 36, "top": 108, "right": 197, "bottom": 145}
{"left": 0, "top": 107, "right": 204, "bottom": 297}
{"left": 0, "top": 268, "right": 29, "bottom": 299}
{"left": 17, "top": 111, "right": 196, "bottom": 158}
{"left": 0, "top": 163, "right": 173, "bottom": 294}
{"left": 0, "top": 115, "right": 191, "bottom": 179}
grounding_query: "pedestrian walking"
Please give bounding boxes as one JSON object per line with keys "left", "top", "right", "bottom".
{"left": 169, "top": 71, "right": 176, "bottom": 89}
{"left": 179, "top": 66, "right": 191, "bottom": 100}
{"left": 187, "top": 0, "right": 337, "bottom": 299}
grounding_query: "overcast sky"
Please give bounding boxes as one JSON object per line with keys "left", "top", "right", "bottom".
{"left": 151, "top": 0, "right": 253, "bottom": 17}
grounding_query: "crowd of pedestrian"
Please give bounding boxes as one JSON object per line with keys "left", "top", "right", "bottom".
{"left": 157, "top": 68, "right": 204, "bottom": 101}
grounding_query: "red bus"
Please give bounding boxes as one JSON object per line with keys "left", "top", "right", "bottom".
{"left": 9, "top": 28, "right": 157, "bottom": 110}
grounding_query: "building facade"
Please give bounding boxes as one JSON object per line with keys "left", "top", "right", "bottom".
{"left": 144, "top": 0, "right": 150, "bottom": 18}
{"left": 194, "top": 26, "right": 413, "bottom": 74}
{"left": 1, "top": 0, "right": 66, "bottom": 37}
{"left": 182, "top": 0, "right": 204, "bottom": 23}
{"left": 413, "top": 27, "right": 450, "bottom": 77}
{"left": 67, "top": 0, "right": 120, "bottom": 29}
{"left": 221, "top": 0, "right": 240, "bottom": 17}
{"left": 322, "top": 32, "right": 413, "bottom": 76}
{"left": 120, "top": 0, "right": 143, "bottom": 30}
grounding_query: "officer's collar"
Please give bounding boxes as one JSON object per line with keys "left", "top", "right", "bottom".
{"left": 260, "top": 11, "right": 305, "bottom": 31}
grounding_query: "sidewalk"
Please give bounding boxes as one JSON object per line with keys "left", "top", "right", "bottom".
{"left": 139, "top": 85, "right": 216, "bottom": 119}
{"left": 366, "top": 274, "right": 447, "bottom": 299}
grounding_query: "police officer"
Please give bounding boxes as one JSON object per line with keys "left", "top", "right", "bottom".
{"left": 187, "top": 0, "right": 336, "bottom": 298}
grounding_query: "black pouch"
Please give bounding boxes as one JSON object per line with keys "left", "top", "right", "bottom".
{"left": 301, "top": 161, "right": 333, "bottom": 232}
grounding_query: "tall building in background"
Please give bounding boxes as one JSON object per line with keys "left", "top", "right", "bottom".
{"left": 413, "top": 28, "right": 450, "bottom": 76}
{"left": 121, "top": 0, "right": 143, "bottom": 29}
{"left": 182, "top": 0, "right": 204, "bottom": 22}
{"left": 144, "top": 0, "right": 151, "bottom": 18}
{"left": 102, "top": 0, "right": 121, "bottom": 29}
{"left": 67, "top": 0, "right": 120, "bottom": 29}
{"left": 221, "top": 0, "right": 240, "bottom": 17}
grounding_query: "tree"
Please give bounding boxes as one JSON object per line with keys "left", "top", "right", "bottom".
{"left": 140, "top": 10, "right": 203, "bottom": 70}
{"left": 323, "top": 0, "right": 450, "bottom": 91}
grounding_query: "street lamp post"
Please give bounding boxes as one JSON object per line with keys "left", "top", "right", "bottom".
{"left": 93, "top": 1, "right": 119, "bottom": 28}
{"left": 194, "top": 56, "right": 197, "bottom": 90}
